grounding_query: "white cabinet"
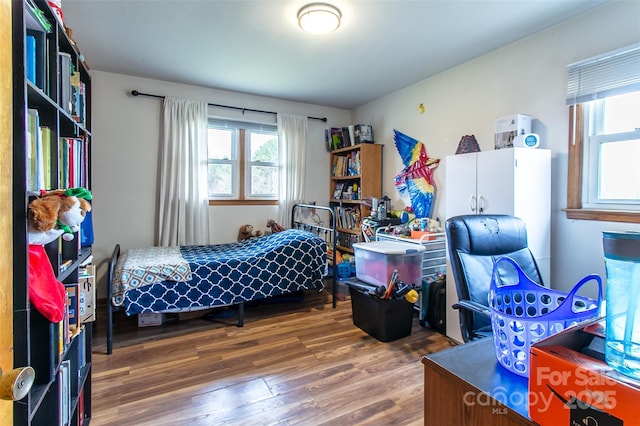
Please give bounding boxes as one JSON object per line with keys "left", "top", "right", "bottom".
{"left": 444, "top": 147, "right": 551, "bottom": 342}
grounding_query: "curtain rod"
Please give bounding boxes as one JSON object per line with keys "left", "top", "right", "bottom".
{"left": 131, "top": 90, "right": 327, "bottom": 122}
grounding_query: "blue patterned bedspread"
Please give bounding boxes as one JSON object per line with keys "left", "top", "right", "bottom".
{"left": 115, "top": 229, "right": 327, "bottom": 315}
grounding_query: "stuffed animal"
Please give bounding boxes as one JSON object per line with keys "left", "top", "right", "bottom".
{"left": 266, "top": 219, "right": 284, "bottom": 234}
{"left": 26, "top": 188, "right": 92, "bottom": 323}
{"left": 237, "top": 224, "right": 262, "bottom": 242}
{"left": 28, "top": 188, "right": 93, "bottom": 245}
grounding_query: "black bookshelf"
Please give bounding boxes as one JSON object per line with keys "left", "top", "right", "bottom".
{"left": 12, "top": 1, "right": 93, "bottom": 424}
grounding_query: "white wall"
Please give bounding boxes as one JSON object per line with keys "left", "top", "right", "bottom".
{"left": 91, "top": 72, "right": 351, "bottom": 296}
{"left": 351, "top": 0, "right": 640, "bottom": 331}
{"left": 91, "top": 1, "right": 640, "bottom": 303}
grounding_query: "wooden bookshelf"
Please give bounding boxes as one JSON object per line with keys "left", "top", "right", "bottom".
{"left": 329, "top": 143, "right": 382, "bottom": 253}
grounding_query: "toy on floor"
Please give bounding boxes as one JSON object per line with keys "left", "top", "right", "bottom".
{"left": 266, "top": 219, "right": 284, "bottom": 234}
{"left": 237, "top": 224, "right": 263, "bottom": 242}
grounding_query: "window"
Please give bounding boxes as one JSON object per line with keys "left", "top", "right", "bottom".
{"left": 583, "top": 91, "right": 640, "bottom": 209}
{"left": 565, "top": 43, "right": 640, "bottom": 223}
{"left": 207, "top": 119, "right": 279, "bottom": 203}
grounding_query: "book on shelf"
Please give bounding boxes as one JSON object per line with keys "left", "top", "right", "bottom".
{"left": 59, "top": 137, "right": 88, "bottom": 188}
{"left": 26, "top": 109, "right": 39, "bottom": 191}
{"left": 26, "top": 111, "right": 54, "bottom": 191}
{"left": 58, "top": 299, "right": 70, "bottom": 356}
{"left": 338, "top": 232, "right": 360, "bottom": 250}
{"left": 77, "top": 325, "right": 86, "bottom": 369}
{"left": 341, "top": 127, "right": 352, "bottom": 147}
{"left": 41, "top": 126, "right": 52, "bottom": 189}
{"left": 36, "top": 126, "right": 45, "bottom": 190}
{"left": 58, "top": 359, "right": 71, "bottom": 426}
{"left": 70, "top": 70, "right": 86, "bottom": 126}
{"left": 26, "top": 34, "right": 36, "bottom": 85}
{"left": 58, "top": 137, "right": 65, "bottom": 188}
{"left": 331, "top": 150, "right": 361, "bottom": 178}
{"left": 58, "top": 52, "right": 72, "bottom": 114}
{"left": 327, "top": 124, "right": 374, "bottom": 149}
{"left": 26, "top": 120, "right": 88, "bottom": 192}
{"left": 330, "top": 128, "right": 343, "bottom": 150}
{"left": 348, "top": 151, "right": 360, "bottom": 175}
{"left": 324, "top": 129, "right": 332, "bottom": 152}
{"left": 331, "top": 156, "right": 340, "bottom": 177}
{"left": 334, "top": 206, "right": 361, "bottom": 230}
{"left": 64, "top": 283, "right": 80, "bottom": 333}
{"left": 26, "top": 28, "right": 49, "bottom": 92}
{"left": 332, "top": 182, "right": 344, "bottom": 200}
{"left": 67, "top": 137, "right": 74, "bottom": 186}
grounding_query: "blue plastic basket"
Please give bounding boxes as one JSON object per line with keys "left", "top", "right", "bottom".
{"left": 337, "top": 262, "right": 352, "bottom": 279}
{"left": 487, "top": 256, "right": 602, "bottom": 377}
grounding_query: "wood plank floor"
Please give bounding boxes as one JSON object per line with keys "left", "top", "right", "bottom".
{"left": 90, "top": 288, "right": 456, "bottom": 425}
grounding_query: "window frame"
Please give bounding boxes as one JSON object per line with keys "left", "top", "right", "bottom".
{"left": 564, "top": 104, "right": 640, "bottom": 223}
{"left": 243, "top": 129, "right": 280, "bottom": 201}
{"left": 208, "top": 121, "right": 279, "bottom": 206}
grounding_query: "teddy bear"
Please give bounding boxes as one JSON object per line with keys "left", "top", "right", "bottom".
{"left": 266, "top": 219, "right": 284, "bottom": 234}
{"left": 27, "top": 187, "right": 93, "bottom": 245}
{"left": 237, "top": 224, "right": 263, "bottom": 242}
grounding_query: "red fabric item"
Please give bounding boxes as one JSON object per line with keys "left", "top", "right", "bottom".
{"left": 28, "top": 244, "right": 66, "bottom": 322}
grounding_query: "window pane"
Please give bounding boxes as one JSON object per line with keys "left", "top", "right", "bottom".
{"left": 599, "top": 139, "right": 640, "bottom": 200}
{"left": 208, "top": 164, "right": 232, "bottom": 195}
{"left": 208, "top": 128, "right": 233, "bottom": 160}
{"left": 208, "top": 119, "right": 279, "bottom": 201}
{"left": 251, "top": 165, "right": 278, "bottom": 195}
{"left": 250, "top": 132, "right": 278, "bottom": 163}
{"left": 603, "top": 91, "right": 640, "bottom": 134}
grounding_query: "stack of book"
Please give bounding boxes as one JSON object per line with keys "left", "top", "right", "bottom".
{"left": 331, "top": 151, "right": 361, "bottom": 177}
{"left": 334, "top": 206, "right": 361, "bottom": 230}
{"left": 325, "top": 124, "right": 374, "bottom": 151}
{"left": 25, "top": 110, "right": 90, "bottom": 191}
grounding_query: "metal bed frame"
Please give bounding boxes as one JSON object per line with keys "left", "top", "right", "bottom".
{"left": 106, "top": 203, "right": 337, "bottom": 354}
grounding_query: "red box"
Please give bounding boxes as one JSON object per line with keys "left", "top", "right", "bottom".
{"left": 529, "top": 318, "right": 640, "bottom": 425}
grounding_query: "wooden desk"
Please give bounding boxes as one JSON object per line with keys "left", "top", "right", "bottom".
{"left": 423, "top": 338, "right": 538, "bottom": 425}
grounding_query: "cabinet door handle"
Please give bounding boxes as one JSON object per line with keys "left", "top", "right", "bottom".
{"left": 478, "top": 195, "right": 485, "bottom": 214}
{"left": 469, "top": 195, "right": 477, "bottom": 213}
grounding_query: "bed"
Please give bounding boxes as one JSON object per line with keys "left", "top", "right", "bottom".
{"left": 107, "top": 203, "right": 337, "bottom": 354}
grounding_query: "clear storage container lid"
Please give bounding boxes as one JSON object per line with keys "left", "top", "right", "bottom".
{"left": 352, "top": 241, "right": 426, "bottom": 254}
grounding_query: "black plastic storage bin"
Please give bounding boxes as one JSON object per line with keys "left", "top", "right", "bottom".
{"left": 350, "top": 287, "right": 415, "bottom": 342}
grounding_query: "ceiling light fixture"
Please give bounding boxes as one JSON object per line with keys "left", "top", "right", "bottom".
{"left": 297, "top": 3, "right": 341, "bottom": 35}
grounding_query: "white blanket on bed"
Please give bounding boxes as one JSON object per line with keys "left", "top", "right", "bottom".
{"left": 113, "top": 246, "right": 192, "bottom": 295}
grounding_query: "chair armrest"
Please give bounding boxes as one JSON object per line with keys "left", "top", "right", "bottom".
{"left": 452, "top": 300, "right": 491, "bottom": 317}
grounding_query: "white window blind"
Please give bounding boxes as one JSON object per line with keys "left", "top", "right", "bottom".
{"left": 209, "top": 118, "right": 276, "bottom": 133}
{"left": 566, "top": 43, "right": 640, "bottom": 105}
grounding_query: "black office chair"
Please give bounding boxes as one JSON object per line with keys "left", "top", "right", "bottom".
{"left": 445, "top": 214, "right": 544, "bottom": 343}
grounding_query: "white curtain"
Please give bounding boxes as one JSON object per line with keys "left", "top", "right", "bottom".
{"left": 158, "top": 97, "right": 211, "bottom": 246}
{"left": 277, "top": 113, "right": 308, "bottom": 228}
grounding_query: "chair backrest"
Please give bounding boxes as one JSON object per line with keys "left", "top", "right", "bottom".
{"left": 445, "top": 214, "right": 543, "bottom": 341}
